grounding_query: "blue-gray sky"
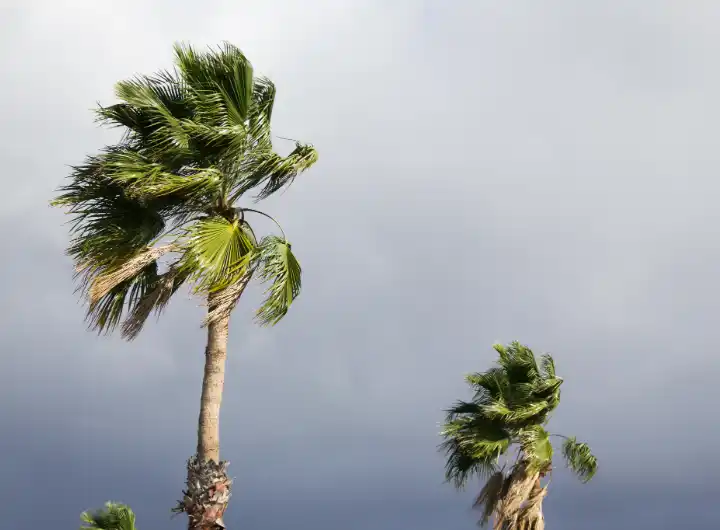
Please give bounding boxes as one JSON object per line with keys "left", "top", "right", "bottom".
{"left": 1, "top": 1, "right": 717, "bottom": 528}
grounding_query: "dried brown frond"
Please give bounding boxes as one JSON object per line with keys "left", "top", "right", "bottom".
{"left": 121, "top": 267, "right": 180, "bottom": 340}
{"left": 516, "top": 478, "right": 547, "bottom": 530}
{"left": 89, "top": 244, "right": 177, "bottom": 304}
{"left": 203, "top": 274, "right": 252, "bottom": 327}
{"left": 474, "top": 470, "right": 507, "bottom": 527}
{"left": 494, "top": 462, "right": 538, "bottom": 530}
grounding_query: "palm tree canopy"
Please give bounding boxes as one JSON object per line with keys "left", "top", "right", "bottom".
{"left": 440, "top": 341, "right": 597, "bottom": 489}
{"left": 51, "top": 42, "right": 318, "bottom": 335}
{"left": 80, "top": 502, "right": 137, "bottom": 530}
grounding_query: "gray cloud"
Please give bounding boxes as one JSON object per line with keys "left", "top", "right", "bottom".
{"left": 0, "top": 0, "right": 718, "bottom": 528}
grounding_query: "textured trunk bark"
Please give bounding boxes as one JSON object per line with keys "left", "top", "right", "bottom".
{"left": 494, "top": 461, "right": 539, "bottom": 530}
{"left": 517, "top": 477, "right": 546, "bottom": 530}
{"left": 197, "top": 292, "right": 230, "bottom": 463}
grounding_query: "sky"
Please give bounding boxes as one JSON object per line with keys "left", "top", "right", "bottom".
{"left": 0, "top": 0, "right": 718, "bottom": 528}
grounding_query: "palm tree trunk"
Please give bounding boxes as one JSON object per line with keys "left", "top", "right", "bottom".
{"left": 495, "top": 461, "right": 538, "bottom": 530}
{"left": 176, "top": 278, "right": 251, "bottom": 530}
{"left": 517, "top": 477, "right": 547, "bottom": 530}
{"left": 197, "top": 294, "right": 230, "bottom": 463}
{"left": 180, "top": 290, "right": 234, "bottom": 530}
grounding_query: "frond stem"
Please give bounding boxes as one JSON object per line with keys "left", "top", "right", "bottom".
{"left": 238, "top": 208, "right": 286, "bottom": 239}
{"left": 275, "top": 135, "right": 299, "bottom": 143}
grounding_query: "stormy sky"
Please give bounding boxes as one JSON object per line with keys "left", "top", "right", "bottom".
{"left": 1, "top": 1, "right": 717, "bottom": 528}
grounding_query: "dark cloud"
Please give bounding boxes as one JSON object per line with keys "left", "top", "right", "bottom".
{"left": 1, "top": 0, "right": 717, "bottom": 528}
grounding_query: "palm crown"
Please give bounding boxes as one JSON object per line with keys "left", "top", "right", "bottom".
{"left": 80, "top": 502, "right": 137, "bottom": 530}
{"left": 52, "top": 42, "right": 318, "bottom": 335}
{"left": 440, "top": 341, "right": 597, "bottom": 527}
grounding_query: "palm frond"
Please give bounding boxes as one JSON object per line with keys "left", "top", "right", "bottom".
{"left": 561, "top": 436, "right": 598, "bottom": 483}
{"left": 180, "top": 216, "right": 256, "bottom": 292}
{"left": 440, "top": 437, "right": 500, "bottom": 489}
{"left": 80, "top": 502, "right": 137, "bottom": 530}
{"left": 440, "top": 414, "right": 511, "bottom": 490}
{"left": 465, "top": 367, "right": 509, "bottom": 404}
{"left": 253, "top": 235, "right": 301, "bottom": 326}
{"left": 52, "top": 156, "right": 167, "bottom": 269}
{"left": 231, "top": 142, "right": 319, "bottom": 200}
{"left": 113, "top": 75, "right": 191, "bottom": 152}
{"left": 519, "top": 426, "right": 553, "bottom": 472}
{"left": 539, "top": 353, "right": 556, "bottom": 379}
{"left": 472, "top": 470, "right": 506, "bottom": 527}
{"left": 89, "top": 244, "right": 177, "bottom": 305}
{"left": 494, "top": 341, "right": 541, "bottom": 387}
{"left": 85, "top": 262, "right": 159, "bottom": 334}
{"left": 121, "top": 265, "right": 187, "bottom": 340}
{"left": 173, "top": 42, "right": 254, "bottom": 125}
{"left": 247, "top": 76, "right": 276, "bottom": 147}
{"left": 100, "top": 149, "right": 223, "bottom": 202}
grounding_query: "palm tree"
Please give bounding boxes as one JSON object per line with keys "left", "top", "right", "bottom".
{"left": 80, "top": 502, "right": 137, "bottom": 530}
{"left": 440, "top": 341, "right": 598, "bottom": 530}
{"left": 52, "top": 43, "right": 318, "bottom": 529}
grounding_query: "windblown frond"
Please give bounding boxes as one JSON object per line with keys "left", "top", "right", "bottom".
{"left": 519, "top": 426, "right": 553, "bottom": 472}
{"left": 247, "top": 76, "right": 276, "bottom": 147}
{"left": 561, "top": 437, "right": 598, "bottom": 483}
{"left": 232, "top": 142, "right": 319, "bottom": 200}
{"left": 121, "top": 265, "right": 188, "bottom": 340}
{"left": 85, "top": 262, "right": 158, "bottom": 334}
{"left": 173, "top": 42, "right": 254, "bottom": 125}
{"left": 253, "top": 236, "right": 301, "bottom": 326}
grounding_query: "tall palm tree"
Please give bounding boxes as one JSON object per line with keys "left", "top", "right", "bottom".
{"left": 80, "top": 503, "right": 137, "bottom": 530}
{"left": 440, "top": 341, "right": 598, "bottom": 530}
{"left": 52, "top": 43, "right": 318, "bottom": 529}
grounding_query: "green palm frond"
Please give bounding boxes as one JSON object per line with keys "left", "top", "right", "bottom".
{"left": 465, "top": 368, "right": 509, "bottom": 404}
{"left": 100, "top": 149, "right": 223, "bottom": 202}
{"left": 52, "top": 157, "right": 167, "bottom": 269}
{"left": 80, "top": 502, "right": 137, "bottom": 530}
{"left": 561, "top": 436, "right": 598, "bottom": 483}
{"left": 112, "top": 75, "right": 191, "bottom": 152}
{"left": 173, "top": 42, "right": 254, "bottom": 125}
{"left": 253, "top": 235, "right": 301, "bottom": 326}
{"left": 231, "top": 142, "right": 319, "bottom": 200}
{"left": 494, "top": 341, "right": 541, "bottom": 387}
{"left": 247, "top": 76, "right": 276, "bottom": 147}
{"left": 180, "top": 216, "right": 256, "bottom": 291}
{"left": 519, "top": 425, "right": 553, "bottom": 472}
{"left": 440, "top": 436, "right": 501, "bottom": 488}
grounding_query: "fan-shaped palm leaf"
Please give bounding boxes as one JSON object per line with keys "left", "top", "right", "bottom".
{"left": 253, "top": 235, "right": 301, "bottom": 326}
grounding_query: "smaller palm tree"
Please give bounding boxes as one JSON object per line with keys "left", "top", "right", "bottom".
{"left": 440, "top": 341, "right": 597, "bottom": 530}
{"left": 80, "top": 502, "right": 137, "bottom": 530}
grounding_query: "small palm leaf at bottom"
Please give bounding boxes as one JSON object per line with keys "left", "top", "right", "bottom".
{"left": 80, "top": 502, "right": 137, "bottom": 530}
